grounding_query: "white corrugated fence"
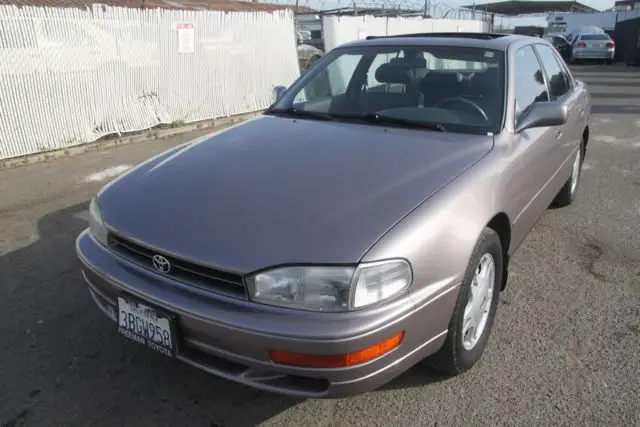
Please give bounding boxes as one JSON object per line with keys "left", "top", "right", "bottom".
{"left": 0, "top": 5, "right": 300, "bottom": 160}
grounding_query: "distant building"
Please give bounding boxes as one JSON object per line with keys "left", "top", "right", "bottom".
{"left": 612, "top": 0, "right": 640, "bottom": 10}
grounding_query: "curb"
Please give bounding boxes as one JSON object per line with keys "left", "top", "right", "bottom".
{"left": 0, "top": 111, "right": 262, "bottom": 170}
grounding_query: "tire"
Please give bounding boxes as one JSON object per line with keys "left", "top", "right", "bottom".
{"left": 427, "top": 227, "right": 503, "bottom": 375}
{"left": 605, "top": 59, "right": 614, "bottom": 65}
{"left": 551, "top": 142, "right": 584, "bottom": 208}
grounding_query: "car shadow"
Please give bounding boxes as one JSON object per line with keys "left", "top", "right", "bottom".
{"left": 379, "top": 364, "right": 453, "bottom": 391}
{"left": 581, "top": 80, "right": 640, "bottom": 87}
{"left": 591, "top": 104, "right": 640, "bottom": 115}
{"left": 0, "top": 201, "right": 450, "bottom": 426}
{"left": 570, "top": 64, "right": 640, "bottom": 74}
{"left": 588, "top": 92, "right": 640, "bottom": 99}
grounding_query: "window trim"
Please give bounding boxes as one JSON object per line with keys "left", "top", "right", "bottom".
{"left": 549, "top": 43, "right": 575, "bottom": 87}
{"left": 532, "top": 42, "right": 574, "bottom": 102}
{"left": 512, "top": 44, "right": 551, "bottom": 127}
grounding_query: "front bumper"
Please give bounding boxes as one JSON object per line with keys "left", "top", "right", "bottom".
{"left": 76, "top": 229, "right": 457, "bottom": 398}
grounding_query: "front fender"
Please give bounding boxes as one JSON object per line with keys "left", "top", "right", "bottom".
{"left": 361, "top": 155, "right": 504, "bottom": 310}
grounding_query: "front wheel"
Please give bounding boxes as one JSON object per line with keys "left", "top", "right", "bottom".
{"left": 427, "top": 227, "right": 503, "bottom": 374}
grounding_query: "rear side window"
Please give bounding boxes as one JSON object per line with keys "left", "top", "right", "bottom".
{"left": 514, "top": 45, "right": 549, "bottom": 120}
{"left": 535, "top": 44, "right": 572, "bottom": 100}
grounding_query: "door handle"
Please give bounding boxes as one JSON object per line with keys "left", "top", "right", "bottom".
{"left": 555, "top": 129, "right": 563, "bottom": 140}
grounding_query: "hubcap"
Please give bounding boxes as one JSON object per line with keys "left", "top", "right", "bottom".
{"left": 462, "top": 253, "right": 495, "bottom": 351}
{"left": 570, "top": 149, "right": 581, "bottom": 194}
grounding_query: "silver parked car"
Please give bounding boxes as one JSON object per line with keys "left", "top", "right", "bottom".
{"left": 569, "top": 31, "right": 616, "bottom": 64}
{"left": 297, "top": 43, "right": 324, "bottom": 73}
{"left": 76, "top": 32, "right": 591, "bottom": 398}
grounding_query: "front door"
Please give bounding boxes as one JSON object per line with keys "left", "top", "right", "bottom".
{"left": 506, "top": 44, "right": 565, "bottom": 250}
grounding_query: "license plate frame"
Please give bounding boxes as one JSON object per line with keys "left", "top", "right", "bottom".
{"left": 117, "top": 293, "right": 178, "bottom": 358}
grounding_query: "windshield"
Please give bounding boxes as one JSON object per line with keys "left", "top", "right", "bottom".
{"left": 268, "top": 44, "right": 506, "bottom": 135}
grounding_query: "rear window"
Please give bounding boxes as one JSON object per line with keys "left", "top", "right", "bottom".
{"left": 580, "top": 34, "right": 610, "bottom": 40}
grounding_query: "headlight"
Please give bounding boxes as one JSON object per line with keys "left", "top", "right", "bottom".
{"left": 248, "top": 266, "right": 355, "bottom": 311}
{"left": 89, "top": 198, "right": 108, "bottom": 246}
{"left": 352, "top": 260, "right": 412, "bottom": 308}
{"left": 247, "top": 260, "right": 412, "bottom": 312}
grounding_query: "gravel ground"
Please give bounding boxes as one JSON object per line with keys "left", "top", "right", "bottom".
{"left": 1, "top": 64, "right": 639, "bottom": 427}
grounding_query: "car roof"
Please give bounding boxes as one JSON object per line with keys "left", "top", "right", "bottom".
{"left": 339, "top": 32, "right": 536, "bottom": 51}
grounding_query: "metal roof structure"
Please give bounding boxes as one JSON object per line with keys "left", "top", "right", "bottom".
{"left": 296, "top": 6, "right": 426, "bottom": 17}
{"left": 0, "top": 0, "right": 316, "bottom": 13}
{"left": 461, "top": 0, "right": 599, "bottom": 15}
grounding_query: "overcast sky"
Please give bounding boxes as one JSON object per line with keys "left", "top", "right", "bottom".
{"left": 304, "top": 0, "right": 615, "bottom": 13}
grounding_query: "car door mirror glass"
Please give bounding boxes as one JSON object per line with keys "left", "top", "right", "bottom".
{"left": 515, "top": 101, "right": 568, "bottom": 133}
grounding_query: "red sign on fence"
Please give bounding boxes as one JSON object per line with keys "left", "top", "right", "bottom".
{"left": 176, "top": 22, "right": 195, "bottom": 54}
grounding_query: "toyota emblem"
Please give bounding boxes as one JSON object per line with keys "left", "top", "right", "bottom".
{"left": 152, "top": 254, "right": 171, "bottom": 273}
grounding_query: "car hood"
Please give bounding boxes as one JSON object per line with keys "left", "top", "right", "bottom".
{"left": 98, "top": 115, "right": 493, "bottom": 273}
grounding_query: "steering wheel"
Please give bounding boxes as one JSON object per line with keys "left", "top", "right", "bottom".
{"left": 433, "top": 97, "right": 489, "bottom": 122}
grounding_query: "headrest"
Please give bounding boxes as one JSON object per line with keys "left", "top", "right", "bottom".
{"left": 422, "top": 72, "right": 460, "bottom": 87}
{"left": 472, "top": 67, "right": 498, "bottom": 84}
{"left": 480, "top": 66, "right": 498, "bottom": 78}
{"left": 374, "top": 58, "right": 427, "bottom": 84}
{"left": 389, "top": 57, "right": 427, "bottom": 68}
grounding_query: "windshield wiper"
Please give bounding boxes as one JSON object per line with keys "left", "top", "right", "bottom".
{"left": 267, "top": 107, "right": 334, "bottom": 121}
{"left": 358, "top": 113, "right": 447, "bottom": 132}
{"left": 268, "top": 108, "right": 447, "bottom": 131}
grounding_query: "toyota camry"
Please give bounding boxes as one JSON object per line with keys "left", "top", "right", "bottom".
{"left": 76, "top": 32, "right": 591, "bottom": 398}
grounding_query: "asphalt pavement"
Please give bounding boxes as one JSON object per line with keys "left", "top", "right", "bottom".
{"left": 1, "top": 64, "right": 639, "bottom": 427}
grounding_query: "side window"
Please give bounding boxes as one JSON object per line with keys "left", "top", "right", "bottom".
{"left": 321, "top": 54, "right": 362, "bottom": 96}
{"left": 514, "top": 45, "right": 549, "bottom": 121}
{"left": 294, "top": 53, "right": 363, "bottom": 105}
{"left": 535, "top": 44, "right": 572, "bottom": 100}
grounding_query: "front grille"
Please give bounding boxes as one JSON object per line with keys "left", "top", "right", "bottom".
{"left": 107, "top": 233, "right": 247, "bottom": 299}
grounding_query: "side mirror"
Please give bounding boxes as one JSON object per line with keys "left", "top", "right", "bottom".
{"left": 515, "top": 102, "right": 568, "bottom": 133}
{"left": 272, "top": 85, "right": 286, "bottom": 103}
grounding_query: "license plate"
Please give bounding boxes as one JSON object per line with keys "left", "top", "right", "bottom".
{"left": 117, "top": 295, "right": 176, "bottom": 358}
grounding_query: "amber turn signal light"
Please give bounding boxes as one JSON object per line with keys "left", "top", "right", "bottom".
{"left": 269, "top": 331, "right": 405, "bottom": 368}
